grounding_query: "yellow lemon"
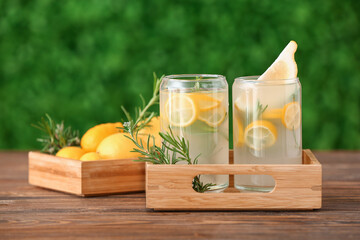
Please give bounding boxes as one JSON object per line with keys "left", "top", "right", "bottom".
{"left": 80, "top": 152, "right": 101, "bottom": 161}
{"left": 165, "top": 94, "right": 197, "bottom": 127}
{"left": 56, "top": 146, "right": 86, "bottom": 160}
{"left": 282, "top": 102, "right": 301, "bottom": 130}
{"left": 81, "top": 122, "right": 123, "bottom": 152}
{"left": 198, "top": 106, "right": 227, "bottom": 127}
{"left": 244, "top": 120, "right": 277, "bottom": 150}
{"left": 258, "top": 40, "right": 298, "bottom": 81}
{"left": 96, "top": 133, "right": 142, "bottom": 160}
{"left": 191, "top": 93, "right": 220, "bottom": 111}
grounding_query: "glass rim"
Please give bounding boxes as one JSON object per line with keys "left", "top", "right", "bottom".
{"left": 163, "top": 74, "right": 226, "bottom": 82}
{"left": 234, "top": 75, "right": 299, "bottom": 84}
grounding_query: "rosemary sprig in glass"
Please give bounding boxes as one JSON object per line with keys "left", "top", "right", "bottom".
{"left": 121, "top": 73, "right": 215, "bottom": 192}
{"left": 256, "top": 100, "right": 268, "bottom": 119}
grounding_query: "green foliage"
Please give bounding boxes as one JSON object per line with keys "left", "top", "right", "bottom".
{"left": 0, "top": 0, "right": 359, "bottom": 150}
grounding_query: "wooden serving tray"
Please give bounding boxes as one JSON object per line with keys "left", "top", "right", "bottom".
{"left": 146, "top": 149, "right": 322, "bottom": 210}
{"left": 28, "top": 152, "right": 145, "bottom": 196}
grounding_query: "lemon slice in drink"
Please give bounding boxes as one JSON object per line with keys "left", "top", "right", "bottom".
{"left": 211, "top": 92, "right": 226, "bottom": 102}
{"left": 234, "top": 95, "right": 256, "bottom": 113}
{"left": 233, "top": 117, "right": 244, "bottom": 147}
{"left": 191, "top": 93, "right": 221, "bottom": 111}
{"left": 262, "top": 108, "right": 283, "bottom": 119}
{"left": 258, "top": 41, "right": 298, "bottom": 81}
{"left": 198, "top": 106, "right": 226, "bottom": 127}
{"left": 165, "top": 94, "right": 197, "bottom": 127}
{"left": 234, "top": 97, "right": 243, "bottom": 112}
{"left": 244, "top": 120, "right": 277, "bottom": 150}
{"left": 234, "top": 85, "right": 256, "bottom": 113}
{"left": 282, "top": 102, "right": 301, "bottom": 130}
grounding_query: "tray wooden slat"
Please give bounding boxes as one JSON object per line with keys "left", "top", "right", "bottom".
{"left": 146, "top": 149, "right": 322, "bottom": 210}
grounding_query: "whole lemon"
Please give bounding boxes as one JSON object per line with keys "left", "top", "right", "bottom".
{"left": 96, "top": 133, "right": 142, "bottom": 159}
{"left": 81, "top": 122, "right": 123, "bottom": 152}
{"left": 56, "top": 146, "right": 86, "bottom": 160}
{"left": 139, "top": 116, "right": 161, "bottom": 146}
{"left": 80, "top": 152, "right": 101, "bottom": 161}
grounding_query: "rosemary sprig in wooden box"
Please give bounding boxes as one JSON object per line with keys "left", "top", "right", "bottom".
{"left": 31, "top": 114, "right": 80, "bottom": 155}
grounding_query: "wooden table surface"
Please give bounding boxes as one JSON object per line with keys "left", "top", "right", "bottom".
{"left": 0, "top": 151, "right": 359, "bottom": 239}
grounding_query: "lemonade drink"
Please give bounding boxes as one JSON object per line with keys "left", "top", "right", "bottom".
{"left": 233, "top": 77, "right": 302, "bottom": 192}
{"left": 233, "top": 41, "right": 302, "bottom": 192}
{"left": 160, "top": 74, "right": 229, "bottom": 192}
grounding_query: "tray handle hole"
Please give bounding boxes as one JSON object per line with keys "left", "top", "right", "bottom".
{"left": 193, "top": 174, "right": 275, "bottom": 193}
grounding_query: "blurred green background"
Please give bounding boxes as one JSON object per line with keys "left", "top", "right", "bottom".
{"left": 0, "top": 0, "right": 359, "bottom": 150}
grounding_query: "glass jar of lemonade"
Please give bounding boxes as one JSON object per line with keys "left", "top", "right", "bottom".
{"left": 160, "top": 74, "right": 229, "bottom": 192}
{"left": 233, "top": 76, "right": 302, "bottom": 192}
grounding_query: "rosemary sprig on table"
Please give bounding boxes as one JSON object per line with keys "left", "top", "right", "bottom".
{"left": 32, "top": 114, "right": 80, "bottom": 155}
{"left": 121, "top": 73, "right": 215, "bottom": 193}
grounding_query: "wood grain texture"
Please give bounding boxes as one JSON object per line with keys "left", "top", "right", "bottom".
{"left": 1, "top": 151, "right": 360, "bottom": 239}
{"left": 28, "top": 152, "right": 145, "bottom": 196}
{"left": 146, "top": 150, "right": 322, "bottom": 210}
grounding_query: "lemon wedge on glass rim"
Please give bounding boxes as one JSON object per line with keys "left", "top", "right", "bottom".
{"left": 258, "top": 40, "right": 298, "bottom": 81}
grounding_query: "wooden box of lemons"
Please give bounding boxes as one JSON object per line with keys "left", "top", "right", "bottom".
{"left": 56, "top": 117, "right": 160, "bottom": 161}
